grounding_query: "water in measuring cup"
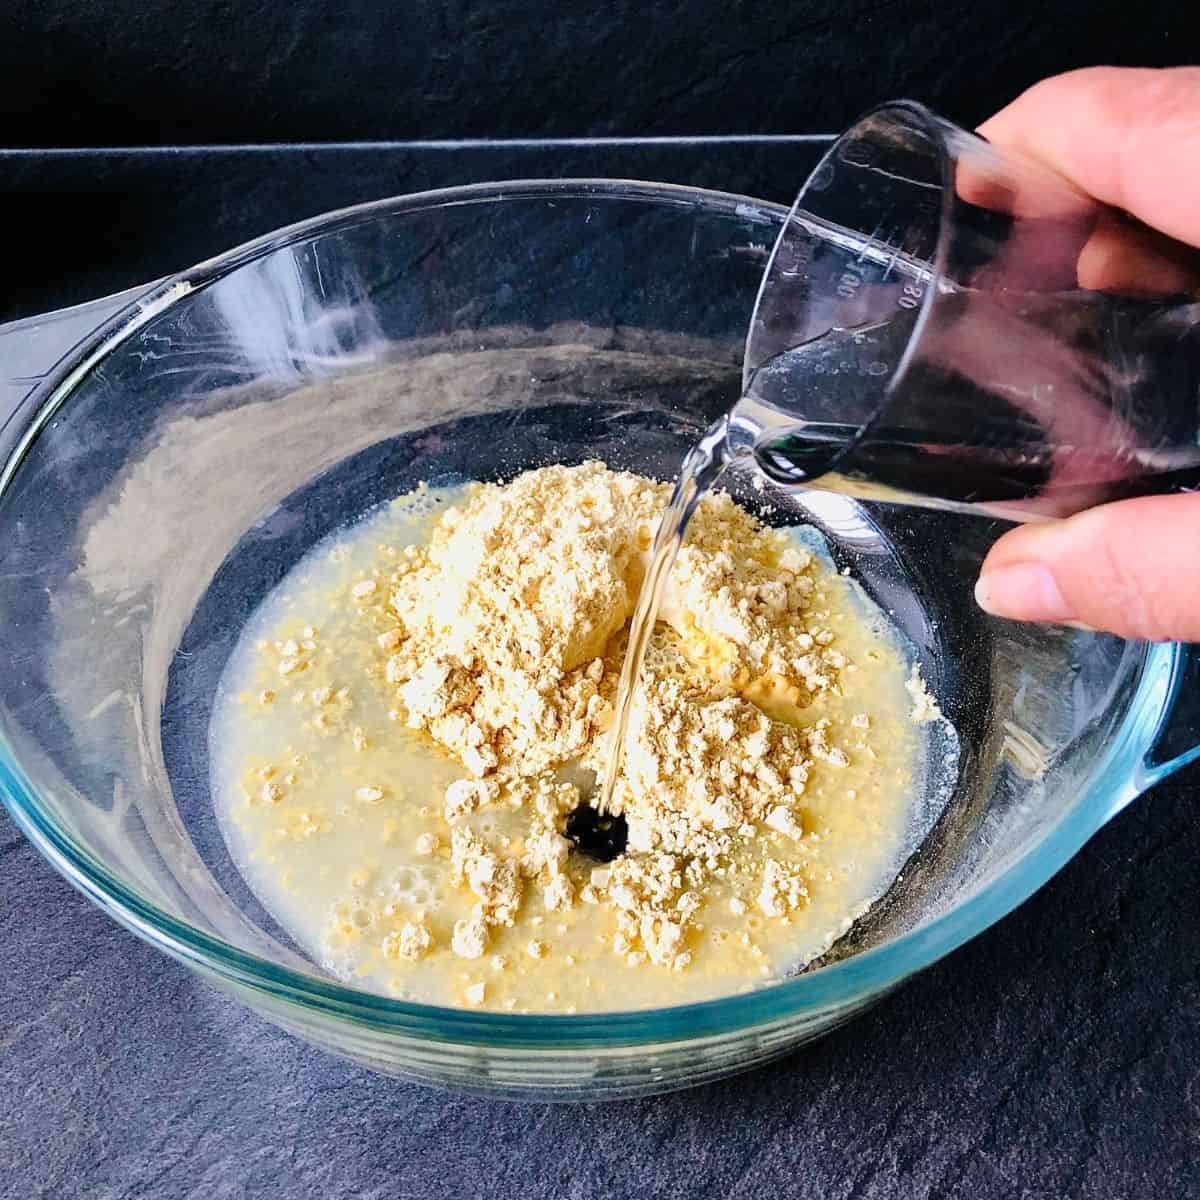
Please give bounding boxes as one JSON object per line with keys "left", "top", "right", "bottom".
{"left": 742, "top": 291, "right": 1200, "bottom": 517}
{"left": 732, "top": 309, "right": 1067, "bottom": 513}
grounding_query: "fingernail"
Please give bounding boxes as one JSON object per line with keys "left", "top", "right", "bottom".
{"left": 975, "top": 562, "right": 1074, "bottom": 622}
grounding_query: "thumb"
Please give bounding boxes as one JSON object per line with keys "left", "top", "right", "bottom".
{"left": 975, "top": 494, "right": 1200, "bottom": 642}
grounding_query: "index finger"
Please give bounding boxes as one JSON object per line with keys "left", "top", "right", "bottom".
{"left": 977, "top": 66, "right": 1200, "bottom": 250}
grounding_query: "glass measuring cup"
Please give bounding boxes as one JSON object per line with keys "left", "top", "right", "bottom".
{"left": 738, "top": 101, "right": 1200, "bottom": 520}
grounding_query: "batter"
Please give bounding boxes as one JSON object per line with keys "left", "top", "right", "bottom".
{"left": 210, "top": 464, "right": 940, "bottom": 1011}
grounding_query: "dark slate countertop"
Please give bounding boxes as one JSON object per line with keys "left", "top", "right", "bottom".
{"left": 1, "top": 147, "right": 1198, "bottom": 1200}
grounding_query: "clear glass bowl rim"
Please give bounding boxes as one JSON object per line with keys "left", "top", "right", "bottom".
{"left": 0, "top": 177, "right": 1180, "bottom": 1048}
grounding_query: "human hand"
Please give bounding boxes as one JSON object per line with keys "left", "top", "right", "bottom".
{"left": 972, "top": 67, "right": 1200, "bottom": 640}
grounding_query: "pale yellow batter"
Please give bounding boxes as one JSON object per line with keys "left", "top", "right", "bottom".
{"left": 210, "top": 467, "right": 937, "bottom": 1012}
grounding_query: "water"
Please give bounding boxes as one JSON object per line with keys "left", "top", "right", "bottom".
{"left": 738, "top": 297, "right": 1200, "bottom": 518}
{"left": 598, "top": 317, "right": 971, "bottom": 812}
{"left": 597, "top": 370, "right": 857, "bottom": 813}
{"left": 597, "top": 418, "right": 735, "bottom": 811}
{"left": 598, "top": 331, "right": 889, "bottom": 813}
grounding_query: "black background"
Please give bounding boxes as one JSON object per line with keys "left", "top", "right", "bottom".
{"left": 2, "top": 0, "right": 1193, "bottom": 144}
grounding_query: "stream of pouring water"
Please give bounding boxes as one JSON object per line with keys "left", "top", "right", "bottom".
{"left": 598, "top": 417, "right": 739, "bottom": 813}
{"left": 596, "top": 337, "right": 895, "bottom": 814}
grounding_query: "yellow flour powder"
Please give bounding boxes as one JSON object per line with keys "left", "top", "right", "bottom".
{"left": 337, "top": 463, "right": 856, "bottom": 971}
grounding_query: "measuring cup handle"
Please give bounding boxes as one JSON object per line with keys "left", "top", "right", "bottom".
{"left": 1142, "top": 644, "right": 1200, "bottom": 787}
{"left": 0, "top": 282, "right": 161, "bottom": 426}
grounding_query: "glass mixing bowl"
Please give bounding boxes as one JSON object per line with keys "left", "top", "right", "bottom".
{"left": 1, "top": 180, "right": 1196, "bottom": 1101}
